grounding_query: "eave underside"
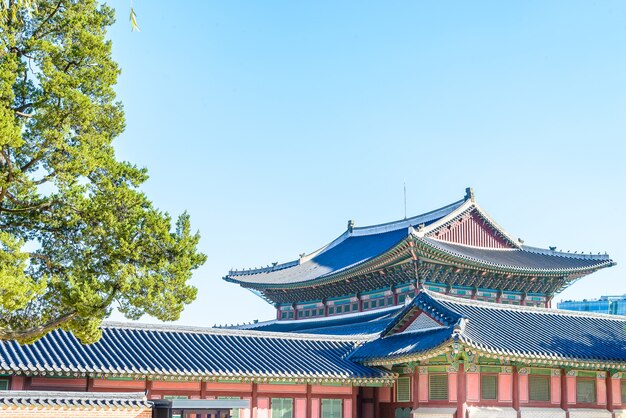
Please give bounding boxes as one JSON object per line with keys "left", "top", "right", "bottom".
{"left": 253, "top": 259, "right": 598, "bottom": 304}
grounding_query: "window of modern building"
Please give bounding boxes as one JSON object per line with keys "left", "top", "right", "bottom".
{"left": 396, "top": 377, "right": 411, "bottom": 402}
{"left": 271, "top": 398, "right": 293, "bottom": 418}
{"left": 481, "top": 375, "right": 497, "bottom": 400}
{"left": 321, "top": 399, "right": 342, "bottom": 418}
{"left": 429, "top": 374, "right": 448, "bottom": 401}
{"left": 576, "top": 378, "right": 596, "bottom": 403}
{"left": 529, "top": 375, "right": 550, "bottom": 402}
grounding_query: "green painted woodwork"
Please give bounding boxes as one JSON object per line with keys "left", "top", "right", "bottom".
{"left": 321, "top": 399, "right": 342, "bottom": 418}
{"left": 529, "top": 375, "right": 550, "bottom": 402}
{"left": 396, "top": 377, "right": 411, "bottom": 402}
{"left": 271, "top": 398, "right": 294, "bottom": 418}
{"left": 529, "top": 368, "right": 552, "bottom": 376}
{"left": 480, "top": 366, "right": 502, "bottom": 373}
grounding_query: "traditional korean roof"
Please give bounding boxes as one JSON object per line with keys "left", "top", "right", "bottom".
{"left": 413, "top": 238, "right": 612, "bottom": 276}
{"left": 0, "top": 323, "right": 394, "bottom": 385}
{"left": 224, "top": 198, "right": 465, "bottom": 287}
{"left": 224, "top": 189, "right": 614, "bottom": 302}
{"left": 0, "top": 390, "right": 150, "bottom": 410}
{"left": 350, "top": 291, "right": 626, "bottom": 368}
{"left": 232, "top": 305, "right": 402, "bottom": 336}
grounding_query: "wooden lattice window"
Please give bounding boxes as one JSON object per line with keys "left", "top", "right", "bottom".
{"left": 621, "top": 380, "right": 626, "bottom": 404}
{"left": 321, "top": 399, "right": 342, "bottom": 418}
{"left": 271, "top": 398, "right": 293, "bottom": 418}
{"left": 396, "top": 377, "right": 411, "bottom": 402}
{"left": 0, "top": 379, "right": 7, "bottom": 390}
{"left": 481, "top": 374, "right": 498, "bottom": 400}
{"left": 576, "top": 378, "right": 596, "bottom": 403}
{"left": 529, "top": 375, "right": 550, "bottom": 402}
{"left": 429, "top": 374, "right": 448, "bottom": 401}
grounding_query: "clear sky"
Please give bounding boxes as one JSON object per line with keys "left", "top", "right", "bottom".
{"left": 105, "top": 0, "right": 626, "bottom": 326}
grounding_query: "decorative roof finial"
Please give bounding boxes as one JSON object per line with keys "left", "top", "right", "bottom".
{"left": 347, "top": 220, "right": 355, "bottom": 233}
{"left": 465, "top": 187, "right": 475, "bottom": 202}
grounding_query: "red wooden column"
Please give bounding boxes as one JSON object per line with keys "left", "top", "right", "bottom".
{"left": 512, "top": 367, "right": 520, "bottom": 417}
{"left": 413, "top": 367, "right": 420, "bottom": 411}
{"left": 306, "top": 384, "right": 312, "bottom": 418}
{"left": 606, "top": 374, "right": 614, "bottom": 413}
{"left": 457, "top": 363, "right": 467, "bottom": 418}
{"left": 86, "top": 376, "right": 95, "bottom": 392}
{"left": 251, "top": 382, "right": 258, "bottom": 418}
{"left": 373, "top": 387, "right": 380, "bottom": 418}
{"left": 560, "top": 370, "right": 568, "bottom": 413}
{"left": 146, "top": 378, "right": 153, "bottom": 399}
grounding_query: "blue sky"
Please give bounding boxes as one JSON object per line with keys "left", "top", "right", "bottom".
{"left": 106, "top": 1, "right": 626, "bottom": 325}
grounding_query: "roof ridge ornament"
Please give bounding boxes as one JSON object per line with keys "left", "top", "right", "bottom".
{"left": 465, "top": 187, "right": 475, "bottom": 202}
{"left": 348, "top": 220, "right": 355, "bottom": 233}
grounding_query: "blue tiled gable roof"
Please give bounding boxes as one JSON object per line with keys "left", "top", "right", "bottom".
{"left": 437, "top": 294, "right": 626, "bottom": 363}
{"left": 225, "top": 199, "right": 465, "bottom": 286}
{"left": 350, "top": 326, "right": 454, "bottom": 363}
{"left": 0, "top": 323, "right": 393, "bottom": 383}
{"left": 350, "top": 291, "right": 626, "bottom": 366}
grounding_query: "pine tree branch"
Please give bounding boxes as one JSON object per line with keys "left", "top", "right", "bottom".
{"left": 0, "top": 311, "right": 77, "bottom": 341}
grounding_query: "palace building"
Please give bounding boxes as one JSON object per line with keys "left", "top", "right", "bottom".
{"left": 0, "top": 189, "right": 624, "bottom": 418}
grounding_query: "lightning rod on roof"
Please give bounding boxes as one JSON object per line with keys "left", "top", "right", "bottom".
{"left": 403, "top": 181, "right": 407, "bottom": 220}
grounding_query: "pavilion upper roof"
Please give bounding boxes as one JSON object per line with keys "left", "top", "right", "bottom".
{"left": 224, "top": 189, "right": 614, "bottom": 290}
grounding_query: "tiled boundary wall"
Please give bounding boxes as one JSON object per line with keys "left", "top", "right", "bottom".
{"left": 5, "top": 376, "right": 359, "bottom": 418}
{"left": 0, "top": 409, "right": 152, "bottom": 418}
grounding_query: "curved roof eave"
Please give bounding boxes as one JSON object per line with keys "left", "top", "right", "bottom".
{"left": 226, "top": 237, "right": 414, "bottom": 289}
{"left": 411, "top": 237, "right": 615, "bottom": 276}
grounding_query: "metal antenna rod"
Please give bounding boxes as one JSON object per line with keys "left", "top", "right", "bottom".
{"left": 403, "top": 181, "right": 407, "bottom": 220}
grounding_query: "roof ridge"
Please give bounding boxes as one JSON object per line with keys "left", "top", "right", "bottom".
{"left": 101, "top": 321, "right": 374, "bottom": 342}
{"left": 424, "top": 290, "right": 626, "bottom": 321}
{"left": 351, "top": 198, "right": 466, "bottom": 235}
{"left": 521, "top": 245, "right": 611, "bottom": 260}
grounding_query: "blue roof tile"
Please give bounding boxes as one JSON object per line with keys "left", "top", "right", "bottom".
{"left": 0, "top": 324, "right": 393, "bottom": 382}
{"left": 351, "top": 291, "right": 626, "bottom": 365}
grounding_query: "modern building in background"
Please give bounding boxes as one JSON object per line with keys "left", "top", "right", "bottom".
{"left": 0, "top": 189, "right": 624, "bottom": 418}
{"left": 558, "top": 295, "right": 626, "bottom": 316}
